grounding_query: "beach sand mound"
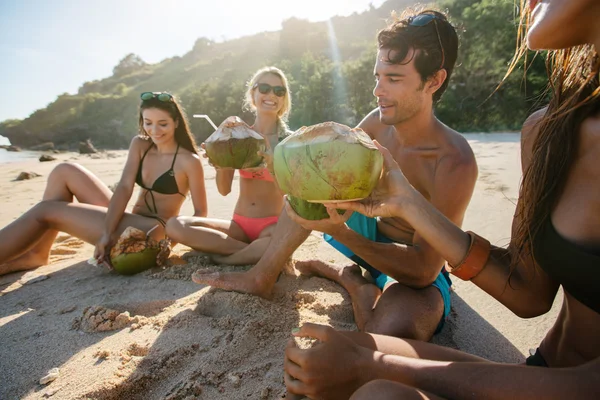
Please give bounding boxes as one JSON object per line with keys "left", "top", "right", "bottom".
{"left": 81, "top": 258, "right": 355, "bottom": 400}
{"left": 73, "top": 306, "right": 138, "bottom": 333}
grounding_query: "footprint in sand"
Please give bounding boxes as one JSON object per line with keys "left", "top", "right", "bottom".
{"left": 50, "top": 235, "right": 86, "bottom": 261}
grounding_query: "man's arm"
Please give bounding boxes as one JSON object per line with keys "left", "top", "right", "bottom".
{"left": 328, "top": 151, "right": 477, "bottom": 288}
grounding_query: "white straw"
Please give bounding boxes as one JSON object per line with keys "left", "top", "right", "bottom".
{"left": 193, "top": 114, "right": 218, "bottom": 130}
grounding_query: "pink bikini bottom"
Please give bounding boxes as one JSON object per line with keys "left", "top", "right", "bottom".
{"left": 232, "top": 213, "right": 279, "bottom": 242}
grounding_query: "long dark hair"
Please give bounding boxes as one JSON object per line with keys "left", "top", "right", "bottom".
{"left": 138, "top": 94, "right": 198, "bottom": 154}
{"left": 508, "top": 1, "right": 600, "bottom": 267}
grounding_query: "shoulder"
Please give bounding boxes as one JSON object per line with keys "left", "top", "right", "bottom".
{"left": 437, "top": 124, "right": 478, "bottom": 183}
{"left": 177, "top": 148, "right": 204, "bottom": 169}
{"left": 356, "top": 108, "right": 386, "bottom": 139}
{"left": 521, "top": 106, "right": 548, "bottom": 171}
{"left": 128, "top": 135, "right": 152, "bottom": 156}
{"left": 522, "top": 107, "right": 547, "bottom": 139}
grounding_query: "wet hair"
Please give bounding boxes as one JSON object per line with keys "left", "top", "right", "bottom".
{"left": 138, "top": 94, "right": 198, "bottom": 154}
{"left": 243, "top": 66, "right": 293, "bottom": 138}
{"left": 377, "top": 8, "right": 459, "bottom": 103}
{"left": 508, "top": 1, "right": 600, "bottom": 270}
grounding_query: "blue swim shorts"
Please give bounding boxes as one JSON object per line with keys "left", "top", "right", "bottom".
{"left": 323, "top": 212, "right": 452, "bottom": 334}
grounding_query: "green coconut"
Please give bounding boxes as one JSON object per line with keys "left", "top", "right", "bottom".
{"left": 204, "top": 116, "right": 266, "bottom": 169}
{"left": 287, "top": 196, "right": 331, "bottom": 221}
{"left": 274, "top": 122, "right": 383, "bottom": 220}
{"left": 109, "top": 227, "right": 161, "bottom": 275}
{"left": 111, "top": 247, "right": 161, "bottom": 275}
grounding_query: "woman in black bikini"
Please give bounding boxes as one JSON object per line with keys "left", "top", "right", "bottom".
{"left": 283, "top": 1, "right": 600, "bottom": 398}
{"left": 0, "top": 92, "right": 207, "bottom": 274}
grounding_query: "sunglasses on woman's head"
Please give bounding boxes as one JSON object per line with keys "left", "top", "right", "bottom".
{"left": 253, "top": 83, "right": 287, "bottom": 97}
{"left": 140, "top": 92, "right": 174, "bottom": 102}
{"left": 405, "top": 13, "right": 446, "bottom": 70}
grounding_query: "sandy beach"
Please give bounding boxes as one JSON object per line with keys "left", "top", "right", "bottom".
{"left": 0, "top": 134, "right": 561, "bottom": 399}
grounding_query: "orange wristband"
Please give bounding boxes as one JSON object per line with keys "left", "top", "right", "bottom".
{"left": 445, "top": 231, "right": 491, "bottom": 281}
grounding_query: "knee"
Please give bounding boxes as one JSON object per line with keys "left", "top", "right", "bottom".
{"left": 29, "top": 200, "right": 59, "bottom": 224}
{"left": 165, "top": 216, "right": 186, "bottom": 241}
{"left": 49, "top": 162, "right": 82, "bottom": 178}
{"left": 351, "top": 380, "right": 417, "bottom": 400}
{"left": 364, "top": 317, "right": 423, "bottom": 341}
{"left": 47, "top": 162, "right": 84, "bottom": 186}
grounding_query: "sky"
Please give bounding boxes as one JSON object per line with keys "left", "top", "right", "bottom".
{"left": 0, "top": 0, "right": 386, "bottom": 123}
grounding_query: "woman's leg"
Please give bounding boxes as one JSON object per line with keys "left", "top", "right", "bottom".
{"left": 165, "top": 216, "right": 250, "bottom": 255}
{"left": 0, "top": 201, "right": 162, "bottom": 275}
{"left": 210, "top": 224, "right": 275, "bottom": 265}
{"left": 340, "top": 331, "right": 487, "bottom": 362}
{"left": 0, "top": 163, "right": 112, "bottom": 273}
{"left": 350, "top": 380, "right": 446, "bottom": 400}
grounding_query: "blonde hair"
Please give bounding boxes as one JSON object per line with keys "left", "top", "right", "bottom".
{"left": 244, "top": 66, "right": 292, "bottom": 138}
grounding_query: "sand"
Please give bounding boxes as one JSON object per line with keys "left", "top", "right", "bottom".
{"left": 0, "top": 134, "right": 561, "bottom": 399}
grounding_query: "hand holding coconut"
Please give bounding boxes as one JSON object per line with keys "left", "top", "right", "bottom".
{"left": 203, "top": 116, "right": 267, "bottom": 170}
{"left": 284, "top": 196, "right": 353, "bottom": 236}
{"left": 326, "top": 140, "right": 416, "bottom": 219}
{"left": 93, "top": 232, "right": 117, "bottom": 269}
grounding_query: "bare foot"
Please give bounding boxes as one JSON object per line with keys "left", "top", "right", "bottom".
{"left": 295, "top": 260, "right": 368, "bottom": 294}
{"left": 0, "top": 251, "right": 49, "bottom": 276}
{"left": 191, "top": 269, "right": 274, "bottom": 299}
{"left": 295, "top": 260, "right": 381, "bottom": 330}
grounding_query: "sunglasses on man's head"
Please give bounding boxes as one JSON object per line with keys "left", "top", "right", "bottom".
{"left": 140, "top": 92, "right": 174, "bottom": 102}
{"left": 405, "top": 13, "right": 446, "bottom": 70}
{"left": 253, "top": 83, "right": 287, "bottom": 97}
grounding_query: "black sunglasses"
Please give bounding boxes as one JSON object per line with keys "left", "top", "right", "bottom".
{"left": 406, "top": 14, "right": 446, "bottom": 70}
{"left": 253, "top": 83, "right": 287, "bottom": 97}
{"left": 140, "top": 92, "right": 174, "bottom": 102}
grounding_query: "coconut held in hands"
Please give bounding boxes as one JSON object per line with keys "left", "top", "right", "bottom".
{"left": 204, "top": 116, "right": 266, "bottom": 169}
{"left": 110, "top": 227, "right": 170, "bottom": 275}
{"left": 273, "top": 122, "right": 383, "bottom": 220}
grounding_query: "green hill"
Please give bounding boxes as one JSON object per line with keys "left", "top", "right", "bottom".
{"left": 1, "top": 0, "right": 547, "bottom": 149}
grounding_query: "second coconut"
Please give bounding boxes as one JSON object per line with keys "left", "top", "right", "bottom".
{"left": 204, "top": 116, "right": 266, "bottom": 169}
{"left": 273, "top": 122, "right": 383, "bottom": 220}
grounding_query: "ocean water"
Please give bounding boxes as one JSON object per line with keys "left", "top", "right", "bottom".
{"left": 0, "top": 135, "right": 41, "bottom": 164}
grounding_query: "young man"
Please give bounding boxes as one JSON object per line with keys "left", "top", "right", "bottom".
{"left": 193, "top": 10, "right": 477, "bottom": 340}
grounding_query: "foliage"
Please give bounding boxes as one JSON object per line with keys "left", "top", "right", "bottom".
{"left": 2, "top": 0, "right": 549, "bottom": 148}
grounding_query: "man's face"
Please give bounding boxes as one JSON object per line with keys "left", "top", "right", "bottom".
{"left": 373, "top": 48, "right": 429, "bottom": 126}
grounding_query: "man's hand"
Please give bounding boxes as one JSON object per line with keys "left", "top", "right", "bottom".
{"left": 327, "top": 140, "right": 416, "bottom": 219}
{"left": 284, "top": 197, "right": 352, "bottom": 236}
{"left": 284, "top": 323, "right": 373, "bottom": 400}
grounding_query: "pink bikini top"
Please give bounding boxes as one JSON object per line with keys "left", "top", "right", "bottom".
{"left": 239, "top": 168, "right": 274, "bottom": 182}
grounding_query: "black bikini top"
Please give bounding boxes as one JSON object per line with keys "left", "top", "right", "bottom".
{"left": 533, "top": 218, "right": 600, "bottom": 314}
{"left": 136, "top": 143, "right": 185, "bottom": 215}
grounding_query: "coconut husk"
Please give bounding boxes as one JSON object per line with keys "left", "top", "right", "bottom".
{"left": 204, "top": 116, "right": 266, "bottom": 169}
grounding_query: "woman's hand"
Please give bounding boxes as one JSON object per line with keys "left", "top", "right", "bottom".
{"left": 284, "top": 323, "right": 373, "bottom": 399}
{"left": 94, "top": 232, "right": 115, "bottom": 269}
{"left": 200, "top": 142, "right": 232, "bottom": 170}
{"left": 327, "top": 140, "right": 416, "bottom": 219}
{"left": 258, "top": 149, "right": 274, "bottom": 175}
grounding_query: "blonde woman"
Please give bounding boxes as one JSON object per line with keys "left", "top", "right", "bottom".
{"left": 167, "top": 67, "right": 292, "bottom": 266}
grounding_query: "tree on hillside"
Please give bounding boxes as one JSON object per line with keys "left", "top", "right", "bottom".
{"left": 112, "top": 53, "right": 148, "bottom": 77}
